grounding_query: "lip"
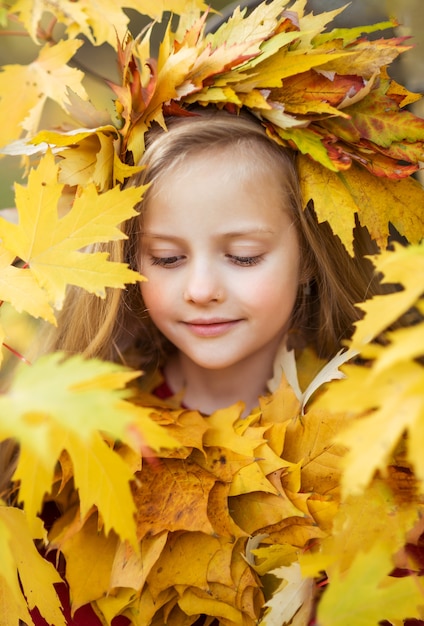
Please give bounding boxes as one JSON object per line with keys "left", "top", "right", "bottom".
{"left": 182, "top": 318, "right": 241, "bottom": 337}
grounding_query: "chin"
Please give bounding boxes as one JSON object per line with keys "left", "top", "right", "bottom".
{"left": 190, "top": 356, "right": 239, "bottom": 371}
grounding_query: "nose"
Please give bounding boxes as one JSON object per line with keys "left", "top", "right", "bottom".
{"left": 183, "top": 259, "right": 224, "bottom": 304}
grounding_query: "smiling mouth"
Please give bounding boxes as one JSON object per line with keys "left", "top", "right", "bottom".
{"left": 183, "top": 319, "right": 241, "bottom": 337}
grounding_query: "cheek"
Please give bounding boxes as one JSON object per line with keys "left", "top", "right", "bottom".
{"left": 253, "top": 281, "right": 297, "bottom": 318}
{"left": 140, "top": 280, "right": 167, "bottom": 318}
{"left": 248, "top": 260, "right": 299, "bottom": 312}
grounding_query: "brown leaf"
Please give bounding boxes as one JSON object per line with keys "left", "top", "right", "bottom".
{"left": 132, "top": 457, "right": 216, "bottom": 539}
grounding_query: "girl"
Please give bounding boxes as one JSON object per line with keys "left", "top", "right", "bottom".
{"left": 29, "top": 108, "right": 381, "bottom": 626}
{"left": 13, "top": 108, "right": 379, "bottom": 626}
{"left": 49, "top": 110, "right": 377, "bottom": 414}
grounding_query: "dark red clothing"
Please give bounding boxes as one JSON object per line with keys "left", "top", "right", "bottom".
{"left": 30, "top": 582, "right": 129, "bottom": 625}
{"left": 151, "top": 377, "right": 174, "bottom": 400}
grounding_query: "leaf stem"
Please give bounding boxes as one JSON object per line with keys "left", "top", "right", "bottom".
{"left": 2, "top": 343, "right": 32, "bottom": 366}
{"left": 0, "top": 30, "right": 30, "bottom": 36}
{"left": 36, "top": 16, "right": 58, "bottom": 42}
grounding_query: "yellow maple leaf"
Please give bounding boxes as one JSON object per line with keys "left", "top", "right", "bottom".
{"left": 0, "top": 244, "right": 55, "bottom": 323}
{"left": 0, "top": 352, "right": 167, "bottom": 545}
{"left": 320, "top": 358, "right": 424, "bottom": 495}
{"left": 301, "top": 479, "right": 420, "bottom": 580}
{"left": 351, "top": 242, "right": 424, "bottom": 347}
{"left": 59, "top": 513, "right": 119, "bottom": 612}
{"left": 0, "top": 150, "right": 145, "bottom": 309}
{"left": 9, "top": 0, "right": 208, "bottom": 47}
{"left": 230, "top": 459, "right": 281, "bottom": 497}
{"left": 314, "top": 244, "right": 424, "bottom": 497}
{"left": 0, "top": 39, "right": 87, "bottom": 147}
{"left": 0, "top": 507, "right": 33, "bottom": 626}
{"left": 299, "top": 155, "right": 359, "bottom": 255}
{"left": 341, "top": 165, "right": 424, "bottom": 250}
{"left": 248, "top": 49, "right": 351, "bottom": 87}
{"left": 206, "top": 0, "right": 289, "bottom": 53}
{"left": 9, "top": 0, "right": 92, "bottom": 43}
{"left": 296, "top": 2, "right": 347, "bottom": 48}
{"left": 320, "top": 38, "right": 407, "bottom": 79}
{"left": 316, "top": 542, "right": 424, "bottom": 626}
{"left": 30, "top": 126, "right": 144, "bottom": 192}
{"left": 311, "top": 245, "right": 423, "bottom": 496}
{"left": 0, "top": 504, "right": 66, "bottom": 626}
{"left": 300, "top": 161, "right": 424, "bottom": 254}
{"left": 372, "top": 323, "right": 424, "bottom": 374}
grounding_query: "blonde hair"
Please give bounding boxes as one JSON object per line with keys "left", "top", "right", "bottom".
{"left": 46, "top": 109, "right": 379, "bottom": 372}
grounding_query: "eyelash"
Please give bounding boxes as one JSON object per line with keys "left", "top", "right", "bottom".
{"left": 226, "top": 254, "right": 263, "bottom": 266}
{"left": 150, "top": 255, "right": 183, "bottom": 267}
{"left": 149, "top": 254, "right": 264, "bottom": 267}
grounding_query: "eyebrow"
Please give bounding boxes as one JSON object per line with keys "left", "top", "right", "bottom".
{"left": 142, "top": 229, "right": 275, "bottom": 239}
{"left": 223, "top": 229, "right": 276, "bottom": 237}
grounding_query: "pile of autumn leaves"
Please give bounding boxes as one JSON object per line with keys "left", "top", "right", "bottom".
{"left": 50, "top": 379, "right": 326, "bottom": 625}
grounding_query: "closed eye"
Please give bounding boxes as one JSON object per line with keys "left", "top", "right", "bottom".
{"left": 150, "top": 255, "right": 184, "bottom": 267}
{"left": 226, "top": 254, "right": 264, "bottom": 266}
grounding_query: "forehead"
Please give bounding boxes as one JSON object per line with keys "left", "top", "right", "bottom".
{"left": 153, "top": 140, "right": 289, "bottom": 191}
{"left": 142, "top": 146, "right": 295, "bottom": 238}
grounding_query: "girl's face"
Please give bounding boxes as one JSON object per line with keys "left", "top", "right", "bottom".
{"left": 140, "top": 148, "right": 300, "bottom": 377}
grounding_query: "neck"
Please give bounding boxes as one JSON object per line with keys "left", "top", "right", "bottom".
{"left": 165, "top": 349, "right": 277, "bottom": 416}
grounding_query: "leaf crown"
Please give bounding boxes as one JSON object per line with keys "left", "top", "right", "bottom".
{"left": 3, "top": 0, "right": 424, "bottom": 252}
